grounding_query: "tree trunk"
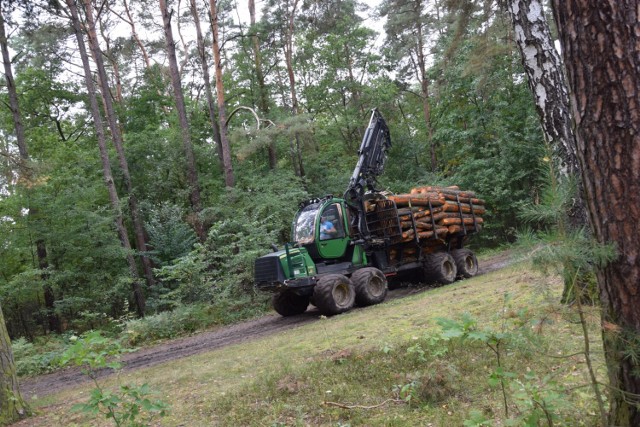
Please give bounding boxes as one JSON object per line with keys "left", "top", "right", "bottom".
{"left": 97, "top": 15, "right": 124, "bottom": 104}
{"left": 248, "top": 0, "right": 276, "bottom": 169}
{"left": 413, "top": 0, "right": 436, "bottom": 172}
{"left": 551, "top": 1, "right": 640, "bottom": 425}
{"left": 283, "top": 0, "right": 305, "bottom": 177}
{"left": 0, "top": 5, "right": 25, "bottom": 162}
{"left": 82, "top": 0, "right": 156, "bottom": 289}
{"left": 159, "top": 0, "right": 206, "bottom": 240}
{"left": 38, "top": 241, "right": 61, "bottom": 333}
{"left": 0, "top": 1, "right": 61, "bottom": 332}
{"left": 122, "top": 0, "right": 152, "bottom": 68}
{"left": 506, "top": 0, "right": 591, "bottom": 304}
{"left": 175, "top": 0, "right": 191, "bottom": 77}
{"left": 66, "top": 0, "right": 145, "bottom": 317}
{"left": 188, "top": 0, "right": 224, "bottom": 166}
{"left": 0, "top": 303, "right": 30, "bottom": 424}
{"left": 507, "top": 0, "right": 580, "bottom": 178}
{"left": 207, "top": 0, "right": 235, "bottom": 188}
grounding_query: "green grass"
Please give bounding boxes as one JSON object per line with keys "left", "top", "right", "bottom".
{"left": 18, "top": 260, "right": 606, "bottom": 426}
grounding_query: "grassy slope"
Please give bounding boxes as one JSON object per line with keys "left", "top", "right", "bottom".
{"left": 19, "top": 260, "right": 605, "bottom": 426}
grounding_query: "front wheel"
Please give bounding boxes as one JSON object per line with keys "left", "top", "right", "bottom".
{"left": 451, "top": 249, "right": 478, "bottom": 278}
{"left": 424, "top": 252, "right": 457, "bottom": 285}
{"left": 272, "top": 291, "right": 310, "bottom": 317}
{"left": 313, "top": 274, "right": 355, "bottom": 315}
{"left": 352, "top": 267, "right": 388, "bottom": 307}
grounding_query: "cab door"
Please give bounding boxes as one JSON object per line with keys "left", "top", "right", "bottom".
{"left": 317, "top": 202, "right": 349, "bottom": 259}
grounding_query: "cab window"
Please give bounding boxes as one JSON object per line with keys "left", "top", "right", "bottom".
{"left": 319, "top": 204, "right": 345, "bottom": 240}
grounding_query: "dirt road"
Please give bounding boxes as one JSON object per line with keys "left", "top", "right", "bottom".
{"left": 19, "top": 251, "right": 513, "bottom": 399}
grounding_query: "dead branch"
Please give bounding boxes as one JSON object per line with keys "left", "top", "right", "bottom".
{"left": 226, "top": 105, "right": 261, "bottom": 129}
{"left": 323, "top": 398, "right": 405, "bottom": 410}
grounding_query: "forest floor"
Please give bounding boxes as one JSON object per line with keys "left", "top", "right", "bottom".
{"left": 19, "top": 250, "right": 515, "bottom": 401}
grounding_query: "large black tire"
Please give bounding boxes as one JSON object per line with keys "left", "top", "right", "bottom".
{"left": 451, "top": 249, "right": 478, "bottom": 278}
{"left": 272, "top": 291, "right": 310, "bottom": 317}
{"left": 424, "top": 252, "right": 457, "bottom": 285}
{"left": 313, "top": 274, "right": 355, "bottom": 315}
{"left": 352, "top": 267, "right": 388, "bottom": 307}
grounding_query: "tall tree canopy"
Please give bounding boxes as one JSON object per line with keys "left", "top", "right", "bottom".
{"left": 0, "top": 0, "right": 548, "bottom": 348}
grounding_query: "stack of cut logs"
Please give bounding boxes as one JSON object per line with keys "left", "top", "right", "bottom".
{"left": 386, "top": 186, "right": 486, "bottom": 243}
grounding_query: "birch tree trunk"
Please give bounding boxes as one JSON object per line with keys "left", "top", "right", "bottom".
{"left": 506, "top": 0, "right": 590, "bottom": 304}
{"left": 159, "top": 0, "right": 206, "bottom": 239}
{"left": 66, "top": 0, "right": 145, "bottom": 316}
{"left": 506, "top": 0, "right": 580, "bottom": 177}
{"left": 551, "top": 1, "right": 640, "bottom": 425}
{"left": 82, "top": 0, "right": 156, "bottom": 288}
{"left": 208, "top": 0, "right": 235, "bottom": 188}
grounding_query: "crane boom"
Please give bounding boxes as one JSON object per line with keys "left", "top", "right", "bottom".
{"left": 343, "top": 108, "right": 392, "bottom": 240}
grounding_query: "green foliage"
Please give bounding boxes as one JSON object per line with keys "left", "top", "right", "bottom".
{"left": 12, "top": 337, "right": 65, "bottom": 377}
{"left": 1, "top": 0, "right": 551, "bottom": 357}
{"left": 122, "top": 304, "right": 222, "bottom": 346}
{"left": 506, "top": 372, "right": 566, "bottom": 427}
{"left": 60, "top": 331, "right": 125, "bottom": 372}
{"left": 432, "top": 305, "right": 587, "bottom": 426}
{"left": 60, "top": 331, "right": 168, "bottom": 426}
{"left": 145, "top": 203, "right": 197, "bottom": 267}
{"left": 72, "top": 383, "right": 168, "bottom": 427}
{"left": 150, "top": 249, "right": 214, "bottom": 310}
{"left": 430, "top": 18, "right": 546, "bottom": 245}
{"left": 516, "top": 157, "right": 616, "bottom": 305}
{"left": 463, "top": 410, "right": 493, "bottom": 427}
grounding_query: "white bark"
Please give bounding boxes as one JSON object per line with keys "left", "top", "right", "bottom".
{"left": 507, "top": 0, "right": 579, "bottom": 177}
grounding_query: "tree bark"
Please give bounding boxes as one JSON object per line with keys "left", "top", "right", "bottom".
{"left": 82, "top": 0, "right": 156, "bottom": 289}
{"left": 159, "top": 0, "right": 206, "bottom": 240}
{"left": 0, "top": 303, "right": 30, "bottom": 424}
{"left": 0, "top": 23, "right": 34, "bottom": 418}
{"left": 506, "top": 0, "right": 591, "bottom": 305}
{"left": 282, "top": 0, "right": 305, "bottom": 177}
{"left": 0, "top": 4, "right": 25, "bottom": 162}
{"left": 122, "top": 0, "right": 152, "bottom": 68}
{"left": 551, "top": 1, "right": 640, "bottom": 425}
{"left": 248, "top": 0, "right": 276, "bottom": 169}
{"left": 507, "top": 0, "right": 580, "bottom": 177}
{"left": 207, "top": 0, "right": 235, "bottom": 188}
{"left": 0, "top": 1, "right": 61, "bottom": 333}
{"left": 66, "top": 0, "right": 145, "bottom": 317}
{"left": 413, "top": 0, "right": 436, "bottom": 172}
{"left": 97, "top": 14, "right": 124, "bottom": 104}
{"left": 188, "top": 0, "right": 224, "bottom": 166}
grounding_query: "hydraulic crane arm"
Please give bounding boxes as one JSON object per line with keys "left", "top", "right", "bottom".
{"left": 343, "top": 108, "right": 392, "bottom": 240}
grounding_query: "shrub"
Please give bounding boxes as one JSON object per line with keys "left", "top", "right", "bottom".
{"left": 13, "top": 336, "right": 67, "bottom": 377}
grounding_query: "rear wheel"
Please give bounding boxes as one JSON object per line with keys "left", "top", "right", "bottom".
{"left": 313, "top": 274, "right": 355, "bottom": 315}
{"left": 452, "top": 249, "right": 478, "bottom": 278}
{"left": 424, "top": 252, "right": 457, "bottom": 285}
{"left": 352, "top": 267, "right": 388, "bottom": 307}
{"left": 272, "top": 291, "right": 310, "bottom": 317}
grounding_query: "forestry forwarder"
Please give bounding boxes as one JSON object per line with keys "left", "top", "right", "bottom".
{"left": 254, "top": 109, "right": 482, "bottom": 316}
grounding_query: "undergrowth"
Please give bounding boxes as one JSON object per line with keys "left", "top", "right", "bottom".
{"left": 14, "top": 300, "right": 269, "bottom": 377}
{"left": 122, "top": 301, "right": 267, "bottom": 346}
{"left": 211, "top": 279, "right": 603, "bottom": 426}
